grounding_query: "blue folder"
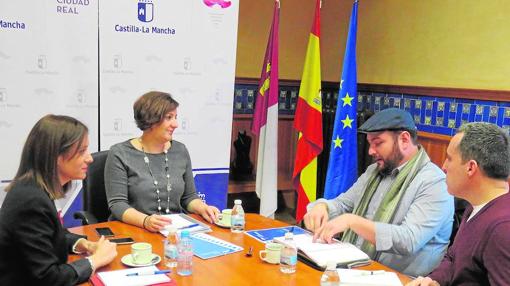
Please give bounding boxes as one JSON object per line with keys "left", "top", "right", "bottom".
{"left": 245, "top": 226, "right": 307, "bottom": 243}
{"left": 190, "top": 233, "right": 243, "bottom": 259}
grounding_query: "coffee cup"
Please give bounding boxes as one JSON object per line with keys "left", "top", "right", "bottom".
{"left": 219, "top": 209, "right": 232, "bottom": 225}
{"left": 259, "top": 242, "right": 282, "bottom": 264}
{"left": 131, "top": 242, "right": 153, "bottom": 265}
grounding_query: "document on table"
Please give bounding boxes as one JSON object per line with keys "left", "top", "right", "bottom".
{"left": 159, "top": 213, "right": 211, "bottom": 236}
{"left": 337, "top": 269, "right": 403, "bottom": 286}
{"left": 96, "top": 266, "right": 171, "bottom": 286}
{"left": 274, "top": 233, "right": 370, "bottom": 269}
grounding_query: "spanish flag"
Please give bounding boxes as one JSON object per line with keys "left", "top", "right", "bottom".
{"left": 293, "top": 0, "right": 323, "bottom": 222}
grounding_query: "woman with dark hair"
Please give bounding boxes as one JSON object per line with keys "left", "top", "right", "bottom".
{"left": 105, "top": 91, "right": 219, "bottom": 232}
{"left": 0, "top": 115, "right": 117, "bottom": 286}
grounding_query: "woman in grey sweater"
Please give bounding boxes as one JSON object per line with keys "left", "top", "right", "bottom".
{"left": 105, "top": 91, "right": 219, "bottom": 232}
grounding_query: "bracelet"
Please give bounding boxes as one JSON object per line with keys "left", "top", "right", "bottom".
{"left": 142, "top": 215, "right": 150, "bottom": 229}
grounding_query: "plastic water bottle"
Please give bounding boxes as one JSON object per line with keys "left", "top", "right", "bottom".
{"left": 164, "top": 225, "right": 179, "bottom": 268}
{"left": 280, "top": 232, "right": 297, "bottom": 273}
{"left": 231, "top": 199, "right": 245, "bottom": 233}
{"left": 177, "top": 230, "right": 193, "bottom": 276}
{"left": 320, "top": 261, "right": 340, "bottom": 286}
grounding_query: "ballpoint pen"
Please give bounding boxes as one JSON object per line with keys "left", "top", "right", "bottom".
{"left": 353, "top": 270, "right": 386, "bottom": 276}
{"left": 178, "top": 223, "right": 199, "bottom": 230}
{"left": 126, "top": 270, "right": 171, "bottom": 276}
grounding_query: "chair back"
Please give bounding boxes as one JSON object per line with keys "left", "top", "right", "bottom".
{"left": 83, "top": 150, "right": 110, "bottom": 222}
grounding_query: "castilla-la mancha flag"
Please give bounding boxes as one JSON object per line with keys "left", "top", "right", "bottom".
{"left": 293, "top": 0, "right": 323, "bottom": 222}
{"left": 251, "top": 0, "right": 279, "bottom": 218}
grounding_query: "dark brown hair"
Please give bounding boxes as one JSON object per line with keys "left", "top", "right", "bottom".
{"left": 6, "top": 114, "right": 88, "bottom": 199}
{"left": 133, "top": 91, "right": 179, "bottom": 131}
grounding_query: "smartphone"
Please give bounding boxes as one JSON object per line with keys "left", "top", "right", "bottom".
{"left": 109, "top": 237, "right": 135, "bottom": 245}
{"left": 95, "top": 227, "right": 115, "bottom": 237}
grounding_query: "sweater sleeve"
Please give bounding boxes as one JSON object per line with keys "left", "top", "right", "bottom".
{"left": 484, "top": 220, "right": 510, "bottom": 286}
{"left": 179, "top": 144, "right": 200, "bottom": 210}
{"left": 105, "top": 144, "right": 132, "bottom": 220}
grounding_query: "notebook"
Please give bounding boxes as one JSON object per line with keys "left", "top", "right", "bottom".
{"left": 92, "top": 266, "right": 174, "bottom": 286}
{"left": 245, "top": 226, "right": 307, "bottom": 243}
{"left": 274, "top": 233, "right": 370, "bottom": 270}
{"left": 191, "top": 232, "right": 243, "bottom": 259}
{"left": 159, "top": 213, "right": 211, "bottom": 236}
{"left": 336, "top": 269, "right": 403, "bottom": 286}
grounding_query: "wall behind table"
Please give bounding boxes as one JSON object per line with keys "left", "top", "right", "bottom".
{"left": 0, "top": 1, "right": 99, "bottom": 220}
{"left": 236, "top": 0, "right": 510, "bottom": 90}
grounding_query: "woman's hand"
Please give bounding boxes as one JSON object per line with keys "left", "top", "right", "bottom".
{"left": 74, "top": 238, "right": 98, "bottom": 255}
{"left": 143, "top": 214, "right": 172, "bottom": 232}
{"left": 197, "top": 204, "right": 220, "bottom": 223}
{"left": 88, "top": 236, "right": 117, "bottom": 270}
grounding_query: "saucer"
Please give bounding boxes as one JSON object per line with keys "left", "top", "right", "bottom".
{"left": 121, "top": 253, "right": 161, "bottom": 267}
{"left": 215, "top": 220, "right": 231, "bottom": 228}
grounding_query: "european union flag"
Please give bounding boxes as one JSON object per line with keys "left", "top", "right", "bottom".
{"left": 323, "top": 1, "right": 359, "bottom": 199}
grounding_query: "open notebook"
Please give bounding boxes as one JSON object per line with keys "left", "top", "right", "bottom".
{"left": 274, "top": 233, "right": 370, "bottom": 270}
{"left": 159, "top": 213, "right": 211, "bottom": 236}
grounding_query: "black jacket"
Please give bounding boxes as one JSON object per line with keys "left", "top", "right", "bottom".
{"left": 0, "top": 179, "right": 91, "bottom": 285}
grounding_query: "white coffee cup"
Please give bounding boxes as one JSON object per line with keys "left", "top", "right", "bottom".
{"left": 219, "top": 209, "right": 232, "bottom": 225}
{"left": 259, "top": 242, "right": 282, "bottom": 264}
{"left": 131, "top": 242, "right": 153, "bottom": 265}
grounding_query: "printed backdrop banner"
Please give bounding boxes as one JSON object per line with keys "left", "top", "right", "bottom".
{"left": 0, "top": 1, "right": 99, "bottom": 225}
{"left": 99, "top": 0, "right": 239, "bottom": 210}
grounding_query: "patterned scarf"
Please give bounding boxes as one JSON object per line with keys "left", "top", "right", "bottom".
{"left": 341, "top": 147, "right": 430, "bottom": 258}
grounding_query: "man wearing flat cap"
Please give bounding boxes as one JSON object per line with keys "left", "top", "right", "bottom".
{"left": 304, "top": 108, "right": 454, "bottom": 277}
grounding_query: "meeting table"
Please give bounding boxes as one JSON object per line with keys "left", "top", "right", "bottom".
{"left": 69, "top": 213, "right": 412, "bottom": 286}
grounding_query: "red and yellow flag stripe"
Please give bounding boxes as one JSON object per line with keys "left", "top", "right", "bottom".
{"left": 293, "top": 0, "right": 323, "bottom": 221}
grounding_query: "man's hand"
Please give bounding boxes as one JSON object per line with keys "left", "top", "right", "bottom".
{"left": 303, "top": 203, "right": 329, "bottom": 234}
{"left": 405, "top": 276, "right": 440, "bottom": 286}
{"left": 314, "top": 213, "right": 352, "bottom": 243}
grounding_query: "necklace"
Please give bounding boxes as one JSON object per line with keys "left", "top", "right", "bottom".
{"left": 139, "top": 138, "right": 172, "bottom": 214}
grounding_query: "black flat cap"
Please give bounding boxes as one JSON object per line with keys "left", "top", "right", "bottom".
{"left": 358, "top": 108, "right": 417, "bottom": 133}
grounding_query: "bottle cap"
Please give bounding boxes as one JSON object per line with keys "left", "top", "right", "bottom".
{"left": 181, "top": 230, "right": 190, "bottom": 238}
{"left": 326, "top": 260, "right": 337, "bottom": 270}
{"left": 234, "top": 199, "right": 242, "bottom": 205}
{"left": 284, "top": 232, "right": 294, "bottom": 239}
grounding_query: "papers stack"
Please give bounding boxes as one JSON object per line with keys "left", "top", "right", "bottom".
{"left": 159, "top": 213, "right": 211, "bottom": 236}
{"left": 93, "top": 266, "right": 173, "bottom": 286}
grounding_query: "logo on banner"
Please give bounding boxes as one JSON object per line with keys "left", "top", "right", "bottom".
{"left": 113, "top": 119, "right": 122, "bottom": 132}
{"left": 76, "top": 89, "right": 86, "bottom": 104}
{"left": 0, "top": 88, "right": 6, "bottom": 103}
{"left": 37, "top": 55, "right": 47, "bottom": 70}
{"left": 203, "top": 0, "right": 231, "bottom": 8}
{"left": 113, "top": 55, "right": 123, "bottom": 69}
{"left": 138, "top": 0, "right": 154, "bottom": 22}
{"left": 184, "top": 57, "right": 192, "bottom": 71}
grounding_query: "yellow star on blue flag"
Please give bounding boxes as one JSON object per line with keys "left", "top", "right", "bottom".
{"left": 324, "top": 1, "right": 359, "bottom": 199}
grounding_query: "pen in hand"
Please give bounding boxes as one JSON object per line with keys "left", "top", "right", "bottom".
{"left": 126, "top": 269, "right": 171, "bottom": 276}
